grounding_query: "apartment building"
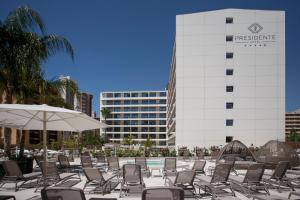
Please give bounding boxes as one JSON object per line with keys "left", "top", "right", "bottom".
{"left": 80, "top": 92, "right": 93, "bottom": 116}
{"left": 167, "top": 9, "right": 285, "bottom": 148}
{"left": 286, "top": 109, "right": 300, "bottom": 139}
{"left": 100, "top": 91, "right": 167, "bottom": 147}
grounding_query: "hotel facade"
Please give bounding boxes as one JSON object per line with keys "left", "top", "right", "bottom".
{"left": 100, "top": 91, "right": 167, "bottom": 147}
{"left": 167, "top": 9, "right": 285, "bottom": 148}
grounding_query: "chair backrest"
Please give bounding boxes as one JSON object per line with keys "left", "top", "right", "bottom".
{"left": 34, "top": 155, "right": 44, "bottom": 167}
{"left": 40, "top": 161, "right": 59, "bottom": 179}
{"left": 211, "top": 163, "right": 232, "bottom": 184}
{"left": 83, "top": 168, "right": 105, "bottom": 183}
{"left": 41, "top": 187, "right": 86, "bottom": 200}
{"left": 95, "top": 154, "right": 106, "bottom": 163}
{"left": 271, "top": 161, "right": 290, "bottom": 180}
{"left": 142, "top": 187, "right": 184, "bottom": 200}
{"left": 135, "top": 157, "right": 147, "bottom": 170}
{"left": 2, "top": 160, "right": 23, "bottom": 177}
{"left": 80, "top": 156, "right": 93, "bottom": 168}
{"left": 107, "top": 157, "right": 119, "bottom": 170}
{"left": 174, "top": 170, "right": 196, "bottom": 186}
{"left": 58, "top": 155, "right": 70, "bottom": 167}
{"left": 123, "top": 164, "right": 142, "bottom": 184}
{"left": 164, "top": 158, "right": 176, "bottom": 171}
{"left": 244, "top": 163, "right": 265, "bottom": 184}
{"left": 192, "top": 160, "right": 206, "bottom": 172}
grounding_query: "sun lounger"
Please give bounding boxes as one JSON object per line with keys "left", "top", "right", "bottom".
{"left": 252, "top": 191, "right": 300, "bottom": 200}
{"left": 263, "top": 161, "right": 294, "bottom": 191}
{"left": 0, "top": 160, "right": 41, "bottom": 191}
{"left": 120, "top": 164, "right": 145, "bottom": 198}
{"left": 192, "top": 160, "right": 206, "bottom": 175}
{"left": 135, "top": 157, "right": 151, "bottom": 178}
{"left": 163, "top": 158, "right": 177, "bottom": 179}
{"left": 142, "top": 187, "right": 184, "bottom": 200}
{"left": 83, "top": 168, "right": 119, "bottom": 195}
{"left": 166, "top": 170, "right": 196, "bottom": 198}
{"left": 230, "top": 163, "right": 269, "bottom": 197}
{"left": 41, "top": 187, "right": 117, "bottom": 200}
{"left": 194, "top": 163, "right": 235, "bottom": 198}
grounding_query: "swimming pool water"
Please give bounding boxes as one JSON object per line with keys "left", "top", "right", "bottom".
{"left": 126, "top": 159, "right": 164, "bottom": 166}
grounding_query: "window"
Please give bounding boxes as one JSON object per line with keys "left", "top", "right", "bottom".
{"left": 149, "top": 134, "right": 156, "bottom": 139}
{"left": 124, "top": 100, "right": 130, "bottom": 105}
{"left": 226, "top": 69, "right": 234, "bottom": 76}
{"left": 226, "top": 119, "right": 234, "bottom": 126}
{"left": 141, "top": 127, "right": 148, "bottom": 132}
{"left": 124, "top": 93, "right": 130, "bottom": 97}
{"left": 131, "top": 100, "right": 138, "bottom": 105}
{"left": 142, "top": 121, "right": 148, "bottom": 125}
{"left": 142, "top": 134, "right": 148, "bottom": 139}
{"left": 131, "top": 114, "right": 138, "bottom": 118}
{"left": 131, "top": 93, "right": 138, "bottom": 97}
{"left": 226, "top": 102, "right": 234, "bottom": 109}
{"left": 159, "top": 120, "right": 166, "bottom": 125}
{"left": 226, "top": 86, "right": 234, "bottom": 92}
{"left": 159, "top": 141, "right": 166, "bottom": 146}
{"left": 159, "top": 134, "right": 166, "bottom": 139}
{"left": 226, "top": 52, "right": 233, "bottom": 59}
{"left": 159, "top": 127, "right": 166, "bottom": 132}
{"left": 124, "top": 127, "right": 130, "bottom": 132}
{"left": 149, "top": 92, "right": 156, "bottom": 97}
{"left": 159, "top": 113, "right": 166, "bottom": 118}
{"left": 131, "top": 120, "right": 138, "bottom": 125}
{"left": 142, "top": 100, "right": 148, "bottom": 104}
{"left": 159, "top": 107, "right": 166, "bottom": 111}
{"left": 159, "top": 92, "right": 166, "bottom": 97}
{"left": 149, "top": 100, "right": 156, "bottom": 104}
{"left": 124, "top": 107, "right": 131, "bottom": 112}
{"left": 149, "top": 120, "right": 156, "bottom": 125}
{"left": 226, "top": 35, "right": 233, "bottom": 42}
{"left": 141, "top": 114, "right": 148, "bottom": 118}
{"left": 149, "top": 107, "right": 156, "bottom": 111}
{"left": 114, "top": 134, "right": 120, "bottom": 138}
{"left": 124, "top": 120, "right": 130, "bottom": 125}
{"left": 159, "top": 99, "right": 166, "bottom": 104}
{"left": 106, "top": 93, "right": 113, "bottom": 98}
{"left": 124, "top": 114, "right": 130, "bottom": 118}
{"left": 149, "top": 127, "right": 156, "bottom": 132}
{"left": 226, "top": 17, "right": 233, "bottom": 24}
{"left": 114, "top": 100, "right": 121, "bottom": 105}
{"left": 226, "top": 136, "right": 233, "bottom": 143}
{"left": 114, "top": 93, "right": 121, "bottom": 98}
{"left": 131, "top": 127, "right": 138, "bottom": 132}
{"left": 142, "top": 92, "right": 148, "bottom": 97}
{"left": 131, "top": 107, "right": 138, "bottom": 112}
{"left": 149, "top": 114, "right": 156, "bottom": 118}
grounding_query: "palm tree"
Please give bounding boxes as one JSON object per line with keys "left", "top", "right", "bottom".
{"left": 101, "top": 108, "right": 111, "bottom": 143}
{"left": 0, "top": 6, "right": 74, "bottom": 157}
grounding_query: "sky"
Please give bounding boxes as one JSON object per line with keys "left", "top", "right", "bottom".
{"left": 1, "top": 0, "right": 300, "bottom": 115}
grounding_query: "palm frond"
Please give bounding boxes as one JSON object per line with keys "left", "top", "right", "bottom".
{"left": 42, "top": 35, "right": 74, "bottom": 60}
{"left": 5, "top": 5, "right": 45, "bottom": 34}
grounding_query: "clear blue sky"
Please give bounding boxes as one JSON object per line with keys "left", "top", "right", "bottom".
{"left": 1, "top": 0, "right": 300, "bottom": 115}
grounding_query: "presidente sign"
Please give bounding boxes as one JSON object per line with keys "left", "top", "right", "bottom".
{"left": 234, "top": 23, "right": 276, "bottom": 46}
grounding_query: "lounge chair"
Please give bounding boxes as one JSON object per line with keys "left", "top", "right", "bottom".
{"left": 36, "top": 161, "right": 80, "bottom": 191}
{"left": 120, "top": 164, "right": 145, "bottom": 198}
{"left": 194, "top": 163, "right": 235, "bottom": 198}
{"left": 263, "top": 161, "right": 294, "bottom": 191}
{"left": 229, "top": 163, "right": 269, "bottom": 197}
{"left": 163, "top": 158, "right": 177, "bottom": 179}
{"left": 0, "top": 160, "right": 41, "bottom": 191}
{"left": 58, "top": 155, "right": 81, "bottom": 174}
{"left": 83, "top": 168, "right": 119, "bottom": 195}
{"left": 135, "top": 157, "right": 151, "bottom": 177}
{"left": 142, "top": 187, "right": 184, "bottom": 200}
{"left": 252, "top": 191, "right": 300, "bottom": 200}
{"left": 0, "top": 195, "right": 16, "bottom": 200}
{"left": 166, "top": 170, "right": 196, "bottom": 198}
{"left": 192, "top": 160, "right": 206, "bottom": 175}
{"left": 33, "top": 155, "right": 43, "bottom": 170}
{"left": 107, "top": 157, "right": 121, "bottom": 174}
{"left": 94, "top": 153, "right": 107, "bottom": 170}
{"left": 41, "top": 186, "right": 117, "bottom": 200}
{"left": 80, "top": 156, "right": 93, "bottom": 168}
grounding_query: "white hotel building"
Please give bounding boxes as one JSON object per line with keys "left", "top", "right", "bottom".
{"left": 100, "top": 91, "right": 167, "bottom": 146}
{"left": 167, "top": 9, "right": 285, "bottom": 148}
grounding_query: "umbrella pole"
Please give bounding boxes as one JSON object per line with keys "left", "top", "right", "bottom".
{"left": 43, "top": 111, "right": 47, "bottom": 162}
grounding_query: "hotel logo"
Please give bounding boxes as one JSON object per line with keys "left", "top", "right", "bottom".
{"left": 248, "top": 23, "right": 263, "bottom": 34}
{"left": 234, "top": 22, "right": 275, "bottom": 46}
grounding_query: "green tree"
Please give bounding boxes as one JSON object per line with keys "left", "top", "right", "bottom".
{"left": 101, "top": 108, "right": 111, "bottom": 143}
{"left": 288, "top": 128, "right": 300, "bottom": 142}
{"left": 0, "top": 6, "right": 74, "bottom": 157}
{"left": 142, "top": 136, "right": 153, "bottom": 157}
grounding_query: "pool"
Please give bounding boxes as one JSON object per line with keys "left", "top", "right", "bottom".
{"left": 126, "top": 159, "right": 164, "bottom": 167}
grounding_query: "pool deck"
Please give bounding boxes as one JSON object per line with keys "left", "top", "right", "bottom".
{"left": 0, "top": 158, "right": 299, "bottom": 200}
